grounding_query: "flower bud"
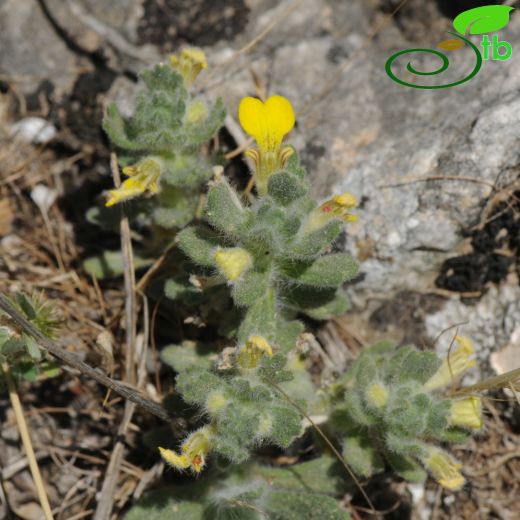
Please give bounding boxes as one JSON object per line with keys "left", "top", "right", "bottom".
{"left": 304, "top": 191, "right": 358, "bottom": 233}
{"left": 424, "top": 336, "right": 476, "bottom": 391}
{"left": 214, "top": 248, "right": 252, "bottom": 282}
{"left": 159, "top": 426, "right": 212, "bottom": 473}
{"left": 449, "top": 396, "right": 483, "bottom": 429}
{"left": 423, "top": 448, "right": 465, "bottom": 490}
{"left": 365, "top": 382, "right": 389, "bottom": 409}
{"left": 237, "top": 335, "right": 273, "bottom": 369}
{"left": 206, "top": 391, "right": 228, "bottom": 414}
{"left": 170, "top": 47, "right": 207, "bottom": 87}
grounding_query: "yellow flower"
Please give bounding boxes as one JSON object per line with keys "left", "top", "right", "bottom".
{"left": 170, "top": 47, "right": 207, "bottom": 87}
{"left": 450, "top": 396, "right": 483, "bottom": 429}
{"left": 238, "top": 95, "right": 295, "bottom": 195}
{"left": 423, "top": 448, "right": 465, "bottom": 490}
{"left": 105, "top": 158, "right": 161, "bottom": 207}
{"left": 237, "top": 335, "right": 273, "bottom": 369}
{"left": 304, "top": 191, "right": 358, "bottom": 232}
{"left": 365, "top": 382, "right": 389, "bottom": 409}
{"left": 159, "top": 427, "right": 212, "bottom": 473}
{"left": 424, "top": 336, "right": 476, "bottom": 391}
{"left": 214, "top": 248, "right": 253, "bottom": 281}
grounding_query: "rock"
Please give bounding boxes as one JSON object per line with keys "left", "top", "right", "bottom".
{"left": 0, "top": 0, "right": 78, "bottom": 95}
{"left": 490, "top": 327, "right": 520, "bottom": 377}
{"left": 10, "top": 117, "right": 57, "bottom": 144}
{"left": 30, "top": 184, "right": 59, "bottom": 213}
{"left": 204, "top": 0, "right": 520, "bottom": 362}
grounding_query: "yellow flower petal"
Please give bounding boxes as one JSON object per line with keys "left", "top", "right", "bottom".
{"left": 450, "top": 396, "right": 483, "bottom": 429}
{"left": 333, "top": 192, "right": 358, "bottom": 208}
{"left": 424, "top": 336, "right": 476, "bottom": 391}
{"left": 238, "top": 95, "right": 295, "bottom": 152}
{"left": 158, "top": 447, "right": 190, "bottom": 470}
{"left": 161, "top": 427, "right": 212, "bottom": 473}
{"left": 105, "top": 158, "right": 162, "bottom": 207}
{"left": 424, "top": 449, "right": 465, "bottom": 490}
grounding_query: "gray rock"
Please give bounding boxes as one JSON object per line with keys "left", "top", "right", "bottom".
{"left": 205, "top": 0, "right": 520, "bottom": 361}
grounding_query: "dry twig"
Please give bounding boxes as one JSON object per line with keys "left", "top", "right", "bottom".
{"left": 94, "top": 153, "right": 141, "bottom": 520}
{"left": 0, "top": 294, "right": 172, "bottom": 424}
{"left": 1, "top": 363, "right": 54, "bottom": 520}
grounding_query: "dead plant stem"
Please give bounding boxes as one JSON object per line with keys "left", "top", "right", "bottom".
{"left": 1, "top": 363, "right": 54, "bottom": 520}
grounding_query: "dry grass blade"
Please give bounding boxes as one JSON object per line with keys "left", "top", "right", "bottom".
{"left": 1, "top": 363, "right": 54, "bottom": 520}
{"left": 94, "top": 153, "right": 140, "bottom": 520}
{"left": 450, "top": 367, "right": 520, "bottom": 397}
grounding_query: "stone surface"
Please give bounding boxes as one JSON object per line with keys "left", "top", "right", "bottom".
{"left": 201, "top": 0, "right": 520, "bottom": 367}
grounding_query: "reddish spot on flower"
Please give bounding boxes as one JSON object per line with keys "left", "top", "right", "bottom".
{"left": 192, "top": 455, "right": 202, "bottom": 469}
{"left": 322, "top": 205, "right": 331, "bottom": 213}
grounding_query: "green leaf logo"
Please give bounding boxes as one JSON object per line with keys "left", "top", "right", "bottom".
{"left": 453, "top": 5, "right": 514, "bottom": 35}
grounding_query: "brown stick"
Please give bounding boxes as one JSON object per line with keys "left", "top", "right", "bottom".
{"left": 0, "top": 294, "right": 172, "bottom": 424}
{"left": 94, "top": 153, "right": 140, "bottom": 520}
{"left": 1, "top": 363, "right": 54, "bottom": 520}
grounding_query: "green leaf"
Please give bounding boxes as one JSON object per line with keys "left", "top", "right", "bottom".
{"left": 257, "top": 353, "right": 294, "bottom": 384}
{"left": 0, "top": 328, "right": 10, "bottom": 349}
{"left": 124, "top": 491, "right": 205, "bottom": 520}
{"left": 436, "top": 426, "right": 471, "bottom": 443}
{"left": 13, "top": 362, "right": 38, "bottom": 382}
{"left": 23, "top": 334, "right": 41, "bottom": 361}
{"left": 177, "top": 226, "right": 223, "bottom": 267}
{"left": 266, "top": 490, "right": 350, "bottom": 520}
{"left": 386, "top": 452, "right": 427, "bottom": 483}
{"left": 342, "top": 434, "right": 384, "bottom": 478}
{"left": 176, "top": 366, "right": 224, "bottom": 405}
{"left": 232, "top": 271, "right": 270, "bottom": 307}
{"left": 453, "top": 5, "right": 514, "bottom": 35}
{"left": 288, "top": 221, "right": 342, "bottom": 258}
{"left": 164, "top": 278, "right": 193, "bottom": 300}
{"left": 391, "top": 348, "right": 442, "bottom": 384}
{"left": 283, "top": 286, "right": 349, "bottom": 320}
{"left": 83, "top": 251, "right": 153, "bottom": 279}
{"left": 267, "top": 171, "right": 307, "bottom": 206}
{"left": 16, "top": 293, "right": 36, "bottom": 320}
{"left": 281, "top": 253, "right": 358, "bottom": 287}
{"left": 251, "top": 456, "right": 345, "bottom": 495}
{"left": 162, "top": 154, "right": 213, "bottom": 187}
{"left": 40, "top": 361, "right": 61, "bottom": 379}
{"left": 284, "top": 147, "right": 306, "bottom": 180}
{"left": 153, "top": 186, "right": 198, "bottom": 229}
{"left": 275, "top": 319, "right": 304, "bottom": 352}
{"left": 1, "top": 337, "right": 25, "bottom": 357}
{"left": 204, "top": 180, "right": 245, "bottom": 236}
{"left": 102, "top": 103, "right": 143, "bottom": 151}
{"left": 237, "top": 290, "right": 277, "bottom": 344}
{"left": 185, "top": 98, "right": 226, "bottom": 145}
{"left": 268, "top": 404, "right": 302, "bottom": 447}
{"left": 161, "top": 341, "right": 215, "bottom": 372}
